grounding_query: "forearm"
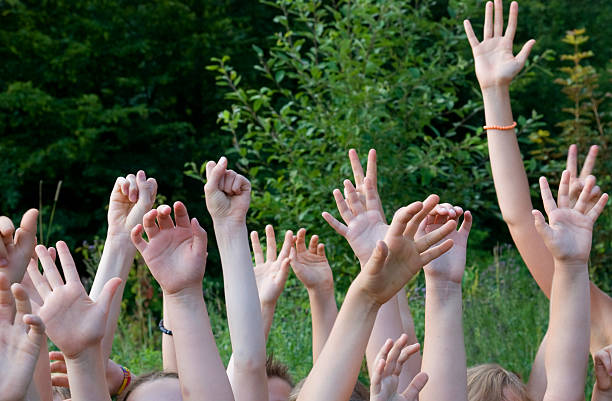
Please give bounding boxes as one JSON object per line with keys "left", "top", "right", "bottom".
{"left": 214, "top": 221, "right": 267, "bottom": 399}
{"left": 32, "top": 336, "right": 52, "bottom": 401}
{"left": 420, "top": 278, "right": 467, "bottom": 401}
{"left": 544, "top": 263, "right": 590, "bottom": 401}
{"left": 90, "top": 235, "right": 137, "bottom": 360}
{"left": 527, "top": 332, "right": 548, "bottom": 401}
{"left": 396, "top": 288, "right": 423, "bottom": 391}
{"left": 65, "top": 346, "right": 110, "bottom": 401}
{"left": 162, "top": 296, "right": 177, "bottom": 371}
{"left": 166, "top": 288, "right": 234, "bottom": 401}
{"left": 298, "top": 284, "right": 379, "bottom": 401}
{"left": 366, "top": 296, "right": 404, "bottom": 376}
{"left": 261, "top": 301, "right": 276, "bottom": 343}
{"left": 307, "top": 286, "right": 338, "bottom": 362}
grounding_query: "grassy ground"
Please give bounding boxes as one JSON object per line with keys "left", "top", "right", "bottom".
{"left": 110, "top": 243, "right": 596, "bottom": 397}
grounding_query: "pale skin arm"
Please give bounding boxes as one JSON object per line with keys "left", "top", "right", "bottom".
{"left": 298, "top": 199, "right": 456, "bottom": 401}
{"left": 162, "top": 295, "right": 178, "bottom": 371}
{"left": 204, "top": 157, "right": 267, "bottom": 401}
{"left": 527, "top": 331, "right": 548, "bottom": 401}
{"left": 592, "top": 346, "right": 612, "bottom": 401}
{"left": 323, "top": 149, "right": 422, "bottom": 388}
{"left": 89, "top": 171, "right": 157, "bottom": 362}
{"left": 290, "top": 228, "right": 337, "bottom": 361}
{"left": 131, "top": 201, "right": 234, "bottom": 401}
{"left": 418, "top": 207, "right": 472, "bottom": 401}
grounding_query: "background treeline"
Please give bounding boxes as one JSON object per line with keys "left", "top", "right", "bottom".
{"left": 1, "top": 0, "right": 611, "bottom": 387}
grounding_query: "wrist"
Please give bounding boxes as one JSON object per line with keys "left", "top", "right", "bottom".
{"left": 212, "top": 217, "right": 247, "bottom": 231}
{"left": 307, "top": 283, "right": 335, "bottom": 298}
{"left": 424, "top": 276, "right": 463, "bottom": 297}
{"left": 553, "top": 260, "right": 589, "bottom": 275}
{"left": 64, "top": 345, "right": 104, "bottom": 367}
{"left": 480, "top": 84, "right": 510, "bottom": 97}
{"left": 163, "top": 285, "right": 204, "bottom": 301}
{"left": 350, "top": 277, "right": 385, "bottom": 309}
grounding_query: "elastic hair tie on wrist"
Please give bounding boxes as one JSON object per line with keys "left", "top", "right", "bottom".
{"left": 116, "top": 366, "right": 132, "bottom": 396}
{"left": 483, "top": 121, "right": 517, "bottom": 131}
{"left": 159, "top": 318, "right": 173, "bottom": 336}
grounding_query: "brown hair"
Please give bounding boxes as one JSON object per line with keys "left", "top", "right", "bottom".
{"left": 118, "top": 371, "right": 179, "bottom": 401}
{"left": 266, "top": 355, "right": 294, "bottom": 387}
{"left": 288, "top": 379, "right": 369, "bottom": 401}
{"left": 467, "top": 364, "right": 531, "bottom": 401}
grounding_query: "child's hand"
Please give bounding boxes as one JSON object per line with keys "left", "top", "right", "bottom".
{"left": 290, "top": 228, "right": 334, "bottom": 293}
{"left": 107, "top": 170, "right": 157, "bottom": 238}
{"left": 463, "top": 0, "right": 535, "bottom": 89}
{"left": 355, "top": 196, "right": 456, "bottom": 305}
{"left": 28, "top": 242, "right": 121, "bottom": 359}
{"left": 131, "top": 202, "right": 207, "bottom": 295}
{"left": 532, "top": 171, "right": 608, "bottom": 264}
{"left": 417, "top": 204, "right": 473, "bottom": 284}
{"left": 0, "top": 209, "right": 38, "bottom": 284}
{"left": 566, "top": 144, "right": 602, "bottom": 210}
{"left": 370, "top": 334, "right": 428, "bottom": 401}
{"left": 594, "top": 345, "right": 612, "bottom": 394}
{"left": 0, "top": 272, "right": 46, "bottom": 401}
{"left": 204, "top": 157, "right": 251, "bottom": 224}
{"left": 252, "top": 225, "right": 292, "bottom": 306}
{"left": 323, "top": 178, "right": 388, "bottom": 266}
{"left": 49, "top": 352, "right": 126, "bottom": 395}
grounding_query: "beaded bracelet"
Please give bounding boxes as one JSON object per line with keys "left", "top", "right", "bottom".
{"left": 159, "top": 318, "right": 173, "bottom": 336}
{"left": 483, "top": 121, "right": 517, "bottom": 131}
{"left": 116, "top": 366, "right": 132, "bottom": 396}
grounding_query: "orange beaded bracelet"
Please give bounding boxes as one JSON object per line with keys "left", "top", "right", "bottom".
{"left": 483, "top": 121, "right": 517, "bottom": 131}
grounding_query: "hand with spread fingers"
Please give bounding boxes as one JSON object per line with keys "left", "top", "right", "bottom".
{"left": 252, "top": 225, "right": 292, "bottom": 307}
{"left": 0, "top": 272, "right": 46, "bottom": 401}
{"left": 463, "top": 0, "right": 536, "bottom": 90}
{"left": 290, "top": 228, "right": 333, "bottom": 293}
{"left": 593, "top": 345, "right": 612, "bottom": 401}
{"left": 370, "top": 335, "right": 428, "bottom": 401}
{"left": 0, "top": 209, "right": 38, "bottom": 285}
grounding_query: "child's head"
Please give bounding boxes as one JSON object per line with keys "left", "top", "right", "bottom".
{"left": 467, "top": 364, "right": 531, "bottom": 401}
{"left": 119, "top": 371, "right": 181, "bottom": 401}
{"left": 267, "top": 355, "right": 293, "bottom": 401}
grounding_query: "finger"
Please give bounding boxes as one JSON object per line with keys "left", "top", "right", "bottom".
{"left": 296, "top": 228, "right": 308, "bottom": 254}
{"left": 385, "top": 334, "right": 408, "bottom": 375}
{"left": 142, "top": 209, "right": 159, "bottom": 239}
{"left": 278, "top": 230, "right": 293, "bottom": 260}
{"left": 191, "top": 218, "right": 208, "bottom": 259}
{"left": 504, "top": 1, "right": 518, "bottom": 40}
{"left": 204, "top": 157, "right": 227, "bottom": 192}
{"left": 344, "top": 180, "right": 365, "bottom": 215}
{"left": 0, "top": 216, "right": 15, "bottom": 249}
{"left": 173, "top": 201, "right": 191, "bottom": 228}
{"left": 223, "top": 170, "right": 237, "bottom": 194}
{"left": 587, "top": 193, "right": 609, "bottom": 222}
{"left": 308, "top": 235, "right": 319, "bottom": 254}
{"left": 532, "top": 210, "right": 554, "bottom": 242}
{"left": 322, "top": 212, "right": 348, "bottom": 237}
{"left": 348, "top": 149, "right": 365, "bottom": 187}
{"left": 333, "top": 189, "right": 354, "bottom": 224}
{"left": 48, "top": 247, "right": 56, "bottom": 263}
{"left": 0, "top": 273, "right": 14, "bottom": 323}
{"left": 14, "top": 209, "right": 38, "bottom": 254}
{"left": 363, "top": 177, "right": 384, "bottom": 220}
{"left": 231, "top": 172, "right": 245, "bottom": 195}
{"left": 416, "top": 220, "right": 457, "bottom": 253}
{"left": 459, "top": 211, "right": 473, "bottom": 236}
{"left": 566, "top": 144, "right": 578, "bottom": 177}
{"left": 370, "top": 358, "right": 386, "bottom": 394}
{"left": 483, "top": 1, "right": 494, "bottom": 39}
{"left": 0, "top": 239, "right": 7, "bottom": 267}
{"left": 236, "top": 175, "right": 251, "bottom": 195}
{"left": 515, "top": 39, "right": 536, "bottom": 68}
{"left": 366, "top": 149, "right": 378, "bottom": 186}
{"left": 96, "top": 277, "right": 123, "bottom": 316}
{"left": 557, "top": 170, "right": 571, "bottom": 209}
{"left": 539, "top": 176, "right": 557, "bottom": 215}
{"left": 388, "top": 202, "right": 424, "bottom": 237}
{"left": 317, "top": 243, "right": 326, "bottom": 258}
{"left": 419, "top": 238, "right": 454, "bottom": 265}
{"left": 579, "top": 145, "right": 599, "bottom": 179}
{"left": 146, "top": 178, "right": 158, "bottom": 203}
{"left": 401, "top": 372, "right": 429, "bottom": 400}
{"left": 135, "top": 171, "right": 156, "bottom": 206}
{"left": 156, "top": 205, "right": 175, "bottom": 230}
{"left": 119, "top": 176, "right": 129, "bottom": 198}
{"left": 493, "top": 0, "right": 503, "bottom": 37}
{"left": 405, "top": 195, "right": 439, "bottom": 237}
{"left": 23, "top": 314, "right": 45, "bottom": 346}
{"left": 50, "top": 360, "right": 67, "bottom": 374}
{"left": 26, "top": 261, "right": 51, "bottom": 300}
{"left": 251, "top": 231, "right": 264, "bottom": 265}
{"left": 275, "top": 258, "right": 290, "bottom": 289}
{"left": 55, "top": 241, "right": 80, "bottom": 284}
{"left": 365, "top": 241, "right": 388, "bottom": 275}
{"left": 374, "top": 338, "right": 395, "bottom": 365}
{"left": 264, "top": 224, "right": 277, "bottom": 262}
{"left": 575, "top": 175, "right": 596, "bottom": 214}
{"left": 130, "top": 225, "right": 148, "bottom": 254}
{"left": 35, "top": 245, "right": 64, "bottom": 290}
{"left": 126, "top": 174, "right": 138, "bottom": 203}
{"left": 49, "top": 351, "right": 66, "bottom": 362}
{"left": 397, "top": 343, "right": 421, "bottom": 366}
{"left": 463, "top": 19, "right": 480, "bottom": 48}
{"left": 11, "top": 283, "right": 32, "bottom": 324}
{"left": 50, "top": 375, "right": 70, "bottom": 388}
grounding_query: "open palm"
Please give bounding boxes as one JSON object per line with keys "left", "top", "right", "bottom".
{"left": 290, "top": 229, "right": 333, "bottom": 291}
{"left": 252, "top": 226, "right": 292, "bottom": 305}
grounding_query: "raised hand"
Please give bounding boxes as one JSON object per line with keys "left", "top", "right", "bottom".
{"left": 204, "top": 156, "right": 251, "bottom": 224}
{"left": 370, "top": 335, "right": 428, "bottom": 401}
{"left": 107, "top": 170, "right": 157, "bottom": 238}
{"left": 252, "top": 225, "right": 292, "bottom": 306}
{"left": 354, "top": 196, "right": 456, "bottom": 305}
{"left": 464, "top": 0, "right": 536, "bottom": 89}
{"left": 28, "top": 242, "right": 121, "bottom": 359}
{"left": 49, "top": 352, "right": 126, "bottom": 395}
{"left": 290, "top": 228, "right": 334, "bottom": 293}
{"left": 594, "top": 345, "right": 612, "bottom": 396}
{"left": 532, "top": 170, "right": 608, "bottom": 264}
{"left": 417, "top": 204, "right": 473, "bottom": 284}
{"left": 131, "top": 202, "right": 207, "bottom": 295}
{"left": 0, "top": 272, "right": 46, "bottom": 401}
{"left": 566, "top": 144, "right": 602, "bottom": 210}
{"left": 0, "top": 209, "right": 38, "bottom": 284}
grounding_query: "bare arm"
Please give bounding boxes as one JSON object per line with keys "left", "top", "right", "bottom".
{"left": 161, "top": 296, "right": 177, "bottom": 371}
{"left": 527, "top": 332, "right": 548, "bottom": 401}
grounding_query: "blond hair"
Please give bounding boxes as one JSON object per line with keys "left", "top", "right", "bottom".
{"left": 467, "top": 364, "right": 531, "bottom": 401}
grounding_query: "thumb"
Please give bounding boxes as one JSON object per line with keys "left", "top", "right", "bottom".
{"left": 96, "top": 278, "right": 123, "bottom": 316}
{"left": 516, "top": 39, "right": 536, "bottom": 68}
{"left": 401, "top": 372, "right": 429, "bottom": 400}
{"left": 276, "top": 258, "right": 290, "bottom": 288}
{"left": 365, "top": 241, "right": 388, "bottom": 275}
{"left": 191, "top": 218, "right": 208, "bottom": 258}
{"left": 532, "top": 210, "right": 554, "bottom": 242}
